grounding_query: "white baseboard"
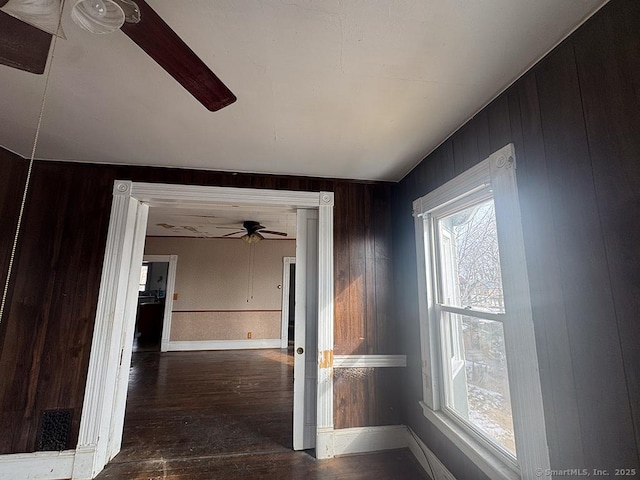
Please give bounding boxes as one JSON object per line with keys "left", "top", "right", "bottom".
{"left": 0, "top": 450, "right": 75, "bottom": 480}
{"left": 333, "top": 425, "right": 408, "bottom": 456}
{"left": 407, "top": 427, "right": 456, "bottom": 480}
{"left": 166, "top": 339, "right": 282, "bottom": 351}
{"left": 332, "top": 425, "right": 455, "bottom": 480}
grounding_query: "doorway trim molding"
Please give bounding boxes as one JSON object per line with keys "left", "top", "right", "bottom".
{"left": 141, "top": 254, "right": 178, "bottom": 352}
{"left": 72, "top": 181, "right": 335, "bottom": 479}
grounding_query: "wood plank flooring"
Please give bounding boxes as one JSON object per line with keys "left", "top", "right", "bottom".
{"left": 96, "top": 349, "right": 427, "bottom": 479}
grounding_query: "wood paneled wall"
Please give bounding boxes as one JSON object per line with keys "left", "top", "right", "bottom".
{"left": 0, "top": 157, "right": 396, "bottom": 453}
{"left": 0, "top": 150, "right": 28, "bottom": 380}
{"left": 393, "top": 0, "right": 640, "bottom": 477}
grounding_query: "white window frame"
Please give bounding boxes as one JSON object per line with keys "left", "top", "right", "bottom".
{"left": 412, "top": 144, "right": 550, "bottom": 480}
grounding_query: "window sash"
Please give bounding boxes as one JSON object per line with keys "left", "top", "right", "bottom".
{"left": 435, "top": 304, "right": 506, "bottom": 324}
{"left": 437, "top": 309, "right": 517, "bottom": 465}
{"left": 431, "top": 194, "right": 515, "bottom": 459}
{"left": 441, "top": 401, "right": 518, "bottom": 468}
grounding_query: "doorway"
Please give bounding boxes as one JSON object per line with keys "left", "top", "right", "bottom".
{"left": 134, "top": 261, "right": 167, "bottom": 351}
{"left": 280, "top": 256, "right": 296, "bottom": 349}
{"left": 75, "top": 182, "right": 335, "bottom": 479}
{"left": 133, "top": 255, "right": 177, "bottom": 353}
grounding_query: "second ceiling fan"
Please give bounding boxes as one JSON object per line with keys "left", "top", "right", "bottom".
{"left": 222, "top": 221, "right": 288, "bottom": 244}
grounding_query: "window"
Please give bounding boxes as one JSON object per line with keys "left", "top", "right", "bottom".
{"left": 413, "top": 144, "right": 550, "bottom": 479}
{"left": 139, "top": 263, "right": 149, "bottom": 292}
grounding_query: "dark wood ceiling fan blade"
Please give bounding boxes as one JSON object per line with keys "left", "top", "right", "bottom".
{"left": 259, "top": 230, "right": 288, "bottom": 237}
{"left": 0, "top": 10, "right": 52, "bottom": 74}
{"left": 221, "top": 230, "right": 245, "bottom": 237}
{"left": 120, "top": 0, "right": 236, "bottom": 111}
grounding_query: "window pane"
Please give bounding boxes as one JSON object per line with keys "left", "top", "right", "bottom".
{"left": 437, "top": 198, "right": 504, "bottom": 313}
{"left": 139, "top": 264, "right": 149, "bottom": 292}
{"left": 441, "top": 312, "right": 515, "bottom": 456}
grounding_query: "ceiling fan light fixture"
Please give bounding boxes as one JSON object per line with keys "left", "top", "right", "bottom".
{"left": 112, "top": 0, "right": 139, "bottom": 23}
{"left": 71, "top": 0, "right": 125, "bottom": 34}
{"left": 241, "top": 232, "right": 263, "bottom": 244}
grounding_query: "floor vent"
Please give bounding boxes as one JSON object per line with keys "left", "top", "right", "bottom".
{"left": 37, "top": 409, "right": 73, "bottom": 451}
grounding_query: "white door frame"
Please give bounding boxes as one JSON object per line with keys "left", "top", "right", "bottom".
{"left": 71, "top": 181, "right": 335, "bottom": 479}
{"left": 141, "top": 255, "right": 178, "bottom": 353}
{"left": 280, "top": 256, "right": 296, "bottom": 349}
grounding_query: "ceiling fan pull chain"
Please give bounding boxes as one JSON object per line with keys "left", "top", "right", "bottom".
{"left": 246, "top": 242, "right": 254, "bottom": 303}
{"left": 250, "top": 243, "right": 255, "bottom": 301}
{"left": 0, "top": 0, "right": 65, "bottom": 327}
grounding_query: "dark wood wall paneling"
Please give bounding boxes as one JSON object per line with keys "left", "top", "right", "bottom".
{"left": 0, "top": 158, "right": 396, "bottom": 454}
{"left": 393, "top": 0, "right": 640, "bottom": 477}
{"left": 333, "top": 182, "right": 399, "bottom": 428}
{"left": 0, "top": 150, "right": 29, "bottom": 401}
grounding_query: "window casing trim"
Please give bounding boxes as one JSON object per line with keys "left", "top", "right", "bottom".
{"left": 412, "top": 144, "right": 551, "bottom": 480}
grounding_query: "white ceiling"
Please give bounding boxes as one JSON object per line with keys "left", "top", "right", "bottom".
{"left": 0, "top": 0, "right": 606, "bottom": 181}
{"left": 146, "top": 205, "right": 297, "bottom": 239}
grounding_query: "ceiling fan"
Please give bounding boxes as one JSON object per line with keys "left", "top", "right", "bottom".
{"left": 0, "top": 0, "right": 236, "bottom": 111}
{"left": 222, "top": 220, "right": 288, "bottom": 244}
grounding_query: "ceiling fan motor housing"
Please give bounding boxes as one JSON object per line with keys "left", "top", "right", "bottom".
{"left": 243, "top": 220, "right": 264, "bottom": 234}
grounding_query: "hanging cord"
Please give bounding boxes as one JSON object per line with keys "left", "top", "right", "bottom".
{"left": 0, "top": 2, "right": 65, "bottom": 327}
{"left": 408, "top": 428, "right": 437, "bottom": 479}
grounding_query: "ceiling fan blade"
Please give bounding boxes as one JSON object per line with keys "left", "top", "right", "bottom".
{"left": 259, "top": 230, "right": 288, "bottom": 237}
{"left": 221, "top": 230, "right": 245, "bottom": 237}
{"left": 119, "top": 0, "right": 236, "bottom": 111}
{"left": 0, "top": 10, "right": 52, "bottom": 74}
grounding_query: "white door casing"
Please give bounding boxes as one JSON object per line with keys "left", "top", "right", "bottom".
{"left": 72, "top": 182, "right": 335, "bottom": 479}
{"left": 293, "top": 210, "right": 318, "bottom": 450}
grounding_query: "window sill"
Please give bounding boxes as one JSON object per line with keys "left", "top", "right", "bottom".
{"left": 419, "top": 401, "right": 520, "bottom": 480}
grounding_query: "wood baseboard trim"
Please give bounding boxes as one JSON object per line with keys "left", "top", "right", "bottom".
{"left": 166, "top": 339, "right": 282, "bottom": 351}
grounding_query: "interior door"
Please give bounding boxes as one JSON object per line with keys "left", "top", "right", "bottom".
{"left": 293, "top": 209, "right": 318, "bottom": 450}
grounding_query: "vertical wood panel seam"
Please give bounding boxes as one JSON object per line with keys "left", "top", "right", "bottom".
{"left": 572, "top": 34, "right": 639, "bottom": 466}
{"left": 533, "top": 61, "right": 588, "bottom": 463}
{"left": 513, "top": 78, "right": 562, "bottom": 464}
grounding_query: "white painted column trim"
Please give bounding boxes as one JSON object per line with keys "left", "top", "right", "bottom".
{"left": 107, "top": 203, "right": 149, "bottom": 461}
{"left": 73, "top": 181, "right": 139, "bottom": 480}
{"left": 316, "top": 191, "right": 335, "bottom": 459}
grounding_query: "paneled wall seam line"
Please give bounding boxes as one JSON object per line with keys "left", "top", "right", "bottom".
{"left": 535, "top": 52, "right": 590, "bottom": 463}
{"left": 572, "top": 32, "right": 639, "bottom": 465}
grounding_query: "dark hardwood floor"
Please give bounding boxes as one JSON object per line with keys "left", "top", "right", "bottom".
{"left": 96, "top": 349, "right": 427, "bottom": 479}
